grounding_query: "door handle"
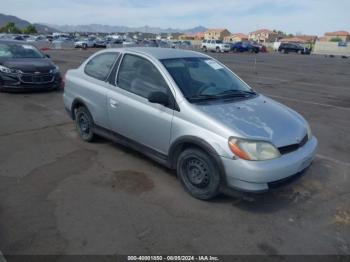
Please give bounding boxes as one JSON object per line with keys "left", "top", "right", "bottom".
{"left": 110, "top": 99, "right": 119, "bottom": 108}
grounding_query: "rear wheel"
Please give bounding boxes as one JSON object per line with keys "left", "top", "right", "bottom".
{"left": 202, "top": 46, "right": 207, "bottom": 52}
{"left": 177, "top": 148, "right": 221, "bottom": 200}
{"left": 75, "top": 106, "right": 95, "bottom": 142}
{"left": 216, "top": 47, "right": 220, "bottom": 53}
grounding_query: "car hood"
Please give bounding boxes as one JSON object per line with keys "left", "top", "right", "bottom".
{"left": 195, "top": 95, "right": 308, "bottom": 147}
{"left": 0, "top": 58, "right": 55, "bottom": 73}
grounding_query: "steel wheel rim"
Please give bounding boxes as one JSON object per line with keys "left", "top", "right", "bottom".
{"left": 184, "top": 157, "right": 210, "bottom": 188}
{"left": 78, "top": 114, "right": 90, "bottom": 136}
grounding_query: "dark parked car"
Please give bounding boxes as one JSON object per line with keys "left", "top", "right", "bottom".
{"left": 95, "top": 39, "right": 108, "bottom": 48}
{"left": 231, "top": 41, "right": 259, "bottom": 53}
{"left": 0, "top": 40, "right": 62, "bottom": 92}
{"left": 278, "top": 43, "right": 310, "bottom": 54}
{"left": 251, "top": 42, "right": 267, "bottom": 52}
{"left": 140, "top": 40, "right": 158, "bottom": 47}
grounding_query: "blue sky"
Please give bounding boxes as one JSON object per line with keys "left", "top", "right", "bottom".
{"left": 2, "top": 0, "right": 350, "bottom": 35}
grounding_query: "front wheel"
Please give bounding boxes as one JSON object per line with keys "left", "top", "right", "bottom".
{"left": 202, "top": 46, "right": 207, "bottom": 52}
{"left": 216, "top": 47, "right": 220, "bottom": 53}
{"left": 75, "top": 106, "right": 95, "bottom": 142}
{"left": 177, "top": 148, "right": 221, "bottom": 200}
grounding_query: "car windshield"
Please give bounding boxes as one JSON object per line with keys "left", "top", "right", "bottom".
{"left": 0, "top": 43, "right": 45, "bottom": 58}
{"left": 161, "top": 57, "right": 256, "bottom": 103}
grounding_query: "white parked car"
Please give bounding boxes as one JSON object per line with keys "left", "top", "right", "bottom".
{"left": 26, "top": 35, "right": 48, "bottom": 43}
{"left": 201, "top": 39, "right": 230, "bottom": 53}
{"left": 74, "top": 38, "right": 96, "bottom": 48}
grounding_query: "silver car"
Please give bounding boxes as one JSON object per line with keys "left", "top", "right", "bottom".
{"left": 63, "top": 48, "right": 318, "bottom": 200}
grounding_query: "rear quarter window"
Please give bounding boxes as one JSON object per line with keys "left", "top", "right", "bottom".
{"left": 84, "top": 52, "right": 119, "bottom": 81}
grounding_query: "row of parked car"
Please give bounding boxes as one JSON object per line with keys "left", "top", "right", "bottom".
{"left": 201, "top": 39, "right": 311, "bottom": 55}
{"left": 201, "top": 40, "right": 266, "bottom": 53}
{"left": 73, "top": 38, "right": 192, "bottom": 49}
{"left": 0, "top": 34, "right": 186, "bottom": 50}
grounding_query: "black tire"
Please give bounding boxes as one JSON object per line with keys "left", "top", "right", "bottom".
{"left": 216, "top": 47, "right": 220, "bottom": 53}
{"left": 177, "top": 148, "right": 221, "bottom": 200}
{"left": 202, "top": 46, "right": 207, "bottom": 52}
{"left": 75, "top": 106, "right": 95, "bottom": 142}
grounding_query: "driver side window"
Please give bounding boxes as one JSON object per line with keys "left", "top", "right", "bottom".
{"left": 117, "top": 54, "right": 169, "bottom": 99}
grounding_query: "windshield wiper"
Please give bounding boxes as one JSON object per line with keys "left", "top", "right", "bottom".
{"left": 188, "top": 89, "right": 257, "bottom": 102}
{"left": 187, "top": 94, "right": 222, "bottom": 102}
{"left": 215, "top": 89, "right": 257, "bottom": 97}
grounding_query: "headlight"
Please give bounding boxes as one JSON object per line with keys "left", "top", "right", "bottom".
{"left": 306, "top": 122, "right": 312, "bottom": 140}
{"left": 228, "top": 137, "right": 281, "bottom": 161}
{"left": 50, "top": 65, "right": 60, "bottom": 74}
{"left": 0, "top": 65, "right": 22, "bottom": 74}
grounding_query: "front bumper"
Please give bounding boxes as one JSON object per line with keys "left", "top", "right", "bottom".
{"left": 221, "top": 136, "right": 318, "bottom": 192}
{"left": 0, "top": 72, "right": 62, "bottom": 92}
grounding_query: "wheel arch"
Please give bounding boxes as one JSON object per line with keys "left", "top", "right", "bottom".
{"left": 168, "top": 136, "right": 227, "bottom": 184}
{"left": 71, "top": 98, "right": 93, "bottom": 121}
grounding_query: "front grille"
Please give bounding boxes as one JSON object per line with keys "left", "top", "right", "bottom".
{"left": 278, "top": 134, "right": 308, "bottom": 155}
{"left": 19, "top": 73, "right": 54, "bottom": 84}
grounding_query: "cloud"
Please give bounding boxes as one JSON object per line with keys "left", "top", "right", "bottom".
{"left": 2, "top": 0, "right": 350, "bottom": 35}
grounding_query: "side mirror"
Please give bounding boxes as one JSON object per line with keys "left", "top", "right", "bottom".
{"left": 45, "top": 54, "right": 50, "bottom": 58}
{"left": 148, "top": 91, "right": 169, "bottom": 106}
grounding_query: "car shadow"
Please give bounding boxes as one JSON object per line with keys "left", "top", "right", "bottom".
{"left": 92, "top": 135, "right": 329, "bottom": 213}
{"left": 213, "top": 158, "right": 331, "bottom": 213}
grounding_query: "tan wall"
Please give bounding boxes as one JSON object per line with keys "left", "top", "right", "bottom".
{"left": 224, "top": 35, "right": 248, "bottom": 42}
{"left": 325, "top": 35, "right": 350, "bottom": 42}
{"left": 313, "top": 41, "right": 350, "bottom": 56}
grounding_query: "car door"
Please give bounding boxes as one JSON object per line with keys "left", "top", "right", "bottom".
{"left": 106, "top": 53, "right": 174, "bottom": 155}
{"left": 209, "top": 40, "right": 214, "bottom": 50}
{"left": 80, "top": 51, "right": 120, "bottom": 127}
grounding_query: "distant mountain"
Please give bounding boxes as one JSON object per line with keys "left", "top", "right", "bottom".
{"left": 45, "top": 23, "right": 208, "bottom": 34}
{"left": 0, "top": 13, "right": 208, "bottom": 34}
{"left": 0, "top": 13, "right": 59, "bottom": 33}
{"left": 184, "top": 26, "right": 208, "bottom": 34}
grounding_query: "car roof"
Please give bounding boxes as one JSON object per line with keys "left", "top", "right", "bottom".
{"left": 112, "top": 47, "right": 206, "bottom": 60}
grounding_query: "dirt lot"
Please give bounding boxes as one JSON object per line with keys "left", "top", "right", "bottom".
{"left": 0, "top": 49, "right": 349, "bottom": 256}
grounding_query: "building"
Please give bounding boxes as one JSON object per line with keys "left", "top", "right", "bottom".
{"left": 324, "top": 31, "right": 350, "bottom": 42}
{"left": 178, "top": 32, "right": 205, "bottom": 41}
{"left": 204, "top": 29, "right": 231, "bottom": 40}
{"left": 248, "top": 29, "right": 278, "bottom": 43}
{"left": 223, "top": 33, "right": 248, "bottom": 43}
